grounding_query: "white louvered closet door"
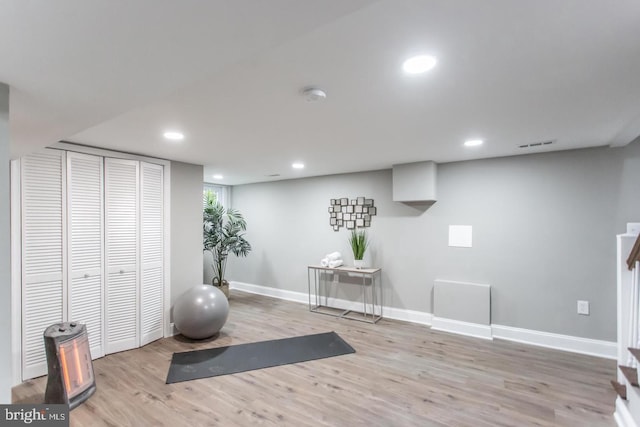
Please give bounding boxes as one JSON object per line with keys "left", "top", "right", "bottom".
{"left": 21, "top": 149, "right": 66, "bottom": 379}
{"left": 140, "top": 162, "right": 164, "bottom": 345}
{"left": 104, "top": 158, "right": 139, "bottom": 354}
{"left": 67, "top": 152, "right": 104, "bottom": 358}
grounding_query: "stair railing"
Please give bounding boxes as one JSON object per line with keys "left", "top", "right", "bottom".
{"left": 624, "top": 233, "right": 640, "bottom": 367}
{"left": 629, "top": 258, "right": 639, "bottom": 367}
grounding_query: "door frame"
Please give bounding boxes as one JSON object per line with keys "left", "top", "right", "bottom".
{"left": 11, "top": 143, "right": 172, "bottom": 384}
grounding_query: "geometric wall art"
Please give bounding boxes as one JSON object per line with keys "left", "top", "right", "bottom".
{"left": 328, "top": 197, "right": 376, "bottom": 231}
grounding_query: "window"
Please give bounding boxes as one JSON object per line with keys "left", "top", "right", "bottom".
{"left": 203, "top": 183, "right": 229, "bottom": 208}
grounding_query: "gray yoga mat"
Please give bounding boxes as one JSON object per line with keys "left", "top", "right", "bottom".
{"left": 166, "top": 331, "right": 355, "bottom": 384}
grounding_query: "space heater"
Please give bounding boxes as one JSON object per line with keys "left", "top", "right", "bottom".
{"left": 44, "top": 322, "right": 96, "bottom": 409}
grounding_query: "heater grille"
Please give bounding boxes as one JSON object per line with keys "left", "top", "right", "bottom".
{"left": 57, "top": 334, "right": 94, "bottom": 398}
{"left": 44, "top": 322, "right": 96, "bottom": 409}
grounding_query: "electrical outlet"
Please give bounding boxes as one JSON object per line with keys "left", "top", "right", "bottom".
{"left": 577, "top": 300, "right": 590, "bottom": 315}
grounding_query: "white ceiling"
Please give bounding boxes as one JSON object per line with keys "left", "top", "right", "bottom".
{"left": 3, "top": 0, "right": 640, "bottom": 185}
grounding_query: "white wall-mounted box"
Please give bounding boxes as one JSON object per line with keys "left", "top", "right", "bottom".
{"left": 432, "top": 279, "right": 492, "bottom": 340}
{"left": 392, "top": 161, "right": 437, "bottom": 202}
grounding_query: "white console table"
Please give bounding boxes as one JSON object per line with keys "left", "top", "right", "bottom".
{"left": 307, "top": 265, "right": 382, "bottom": 323}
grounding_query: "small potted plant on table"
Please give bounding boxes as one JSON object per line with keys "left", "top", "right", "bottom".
{"left": 349, "top": 229, "right": 369, "bottom": 269}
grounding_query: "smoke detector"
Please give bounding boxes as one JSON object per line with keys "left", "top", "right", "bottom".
{"left": 302, "top": 87, "right": 326, "bottom": 103}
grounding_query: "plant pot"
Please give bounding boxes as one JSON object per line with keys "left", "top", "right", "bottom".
{"left": 353, "top": 259, "right": 365, "bottom": 269}
{"left": 212, "top": 278, "right": 230, "bottom": 298}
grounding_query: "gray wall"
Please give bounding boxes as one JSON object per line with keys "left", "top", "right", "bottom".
{"left": 170, "top": 161, "right": 204, "bottom": 318}
{"left": 227, "top": 142, "right": 640, "bottom": 341}
{"left": 1, "top": 83, "right": 11, "bottom": 402}
{"left": 204, "top": 248, "right": 215, "bottom": 285}
{"left": 616, "top": 136, "right": 640, "bottom": 227}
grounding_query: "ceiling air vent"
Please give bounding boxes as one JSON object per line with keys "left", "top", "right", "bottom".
{"left": 519, "top": 140, "right": 555, "bottom": 149}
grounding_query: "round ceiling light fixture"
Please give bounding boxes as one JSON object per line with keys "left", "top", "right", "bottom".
{"left": 212, "top": 174, "right": 223, "bottom": 180}
{"left": 292, "top": 162, "right": 305, "bottom": 169}
{"left": 402, "top": 55, "right": 437, "bottom": 74}
{"left": 163, "top": 131, "right": 184, "bottom": 141}
{"left": 302, "top": 87, "right": 327, "bottom": 103}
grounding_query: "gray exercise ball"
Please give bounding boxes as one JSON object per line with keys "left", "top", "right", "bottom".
{"left": 173, "top": 284, "right": 229, "bottom": 339}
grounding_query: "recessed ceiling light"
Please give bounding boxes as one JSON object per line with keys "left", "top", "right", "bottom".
{"left": 292, "top": 162, "right": 305, "bottom": 169}
{"left": 464, "top": 139, "right": 484, "bottom": 147}
{"left": 402, "top": 55, "right": 437, "bottom": 74}
{"left": 163, "top": 131, "right": 184, "bottom": 141}
{"left": 212, "top": 174, "right": 223, "bottom": 180}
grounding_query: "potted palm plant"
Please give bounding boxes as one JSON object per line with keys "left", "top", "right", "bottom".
{"left": 349, "top": 228, "right": 369, "bottom": 269}
{"left": 203, "top": 190, "right": 251, "bottom": 297}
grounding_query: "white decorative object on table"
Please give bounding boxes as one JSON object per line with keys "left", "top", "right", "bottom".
{"left": 328, "top": 259, "right": 343, "bottom": 268}
{"left": 321, "top": 251, "right": 343, "bottom": 268}
{"left": 326, "top": 252, "right": 342, "bottom": 261}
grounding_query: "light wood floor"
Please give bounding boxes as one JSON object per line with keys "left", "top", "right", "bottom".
{"left": 13, "top": 291, "right": 617, "bottom": 426}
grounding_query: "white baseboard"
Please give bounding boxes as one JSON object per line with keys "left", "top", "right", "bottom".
{"left": 231, "top": 281, "right": 308, "bottom": 304}
{"left": 230, "top": 281, "right": 433, "bottom": 326}
{"left": 614, "top": 397, "right": 637, "bottom": 427}
{"left": 167, "top": 323, "right": 179, "bottom": 337}
{"left": 431, "top": 317, "right": 493, "bottom": 340}
{"left": 230, "top": 281, "right": 616, "bottom": 359}
{"left": 491, "top": 324, "right": 617, "bottom": 360}
{"left": 383, "top": 306, "right": 432, "bottom": 326}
